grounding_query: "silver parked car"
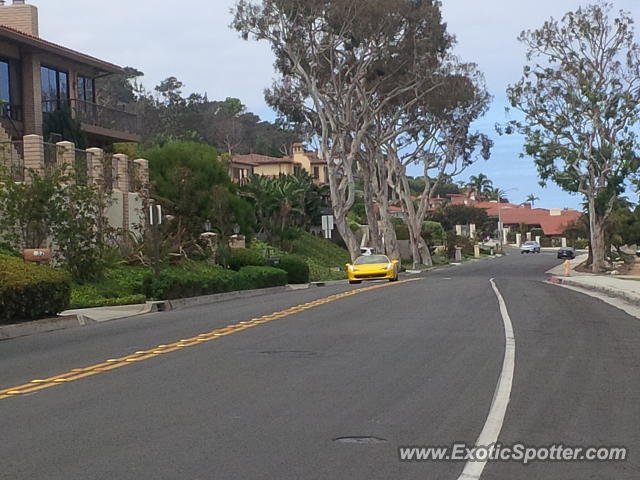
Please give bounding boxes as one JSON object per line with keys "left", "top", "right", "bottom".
{"left": 520, "top": 241, "right": 541, "bottom": 254}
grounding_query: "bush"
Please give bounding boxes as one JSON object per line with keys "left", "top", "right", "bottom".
{"left": 143, "top": 264, "right": 236, "bottom": 300}
{"left": 422, "top": 221, "right": 446, "bottom": 245}
{"left": 278, "top": 254, "right": 310, "bottom": 284}
{"left": 446, "top": 233, "right": 475, "bottom": 258}
{"left": 530, "top": 228, "right": 544, "bottom": 238}
{"left": 142, "top": 263, "right": 287, "bottom": 300}
{"left": 0, "top": 243, "right": 20, "bottom": 258}
{"left": 574, "top": 238, "right": 589, "bottom": 249}
{"left": 540, "top": 237, "right": 553, "bottom": 247}
{"left": 227, "top": 248, "right": 265, "bottom": 271}
{"left": 0, "top": 256, "right": 71, "bottom": 323}
{"left": 70, "top": 285, "right": 145, "bottom": 309}
{"left": 394, "top": 221, "right": 410, "bottom": 241}
{"left": 235, "top": 266, "right": 288, "bottom": 290}
{"left": 69, "top": 266, "right": 148, "bottom": 309}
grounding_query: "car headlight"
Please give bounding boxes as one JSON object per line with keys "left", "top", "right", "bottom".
{"left": 386, "top": 263, "right": 393, "bottom": 270}
{"left": 350, "top": 266, "right": 357, "bottom": 272}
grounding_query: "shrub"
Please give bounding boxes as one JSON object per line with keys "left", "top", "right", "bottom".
{"left": 574, "top": 238, "right": 589, "bottom": 249}
{"left": 69, "top": 266, "right": 148, "bottom": 309}
{"left": 235, "top": 266, "right": 288, "bottom": 290}
{"left": 227, "top": 248, "right": 265, "bottom": 271}
{"left": 530, "top": 228, "right": 544, "bottom": 238}
{"left": 143, "top": 264, "right": 236, "bottom": 300}
{"left": 446, "top": 233, "right": 475, "bottom": 258}
{"left": 540, "top": 237, "right": 553, "bottom": 247}
{"left": 142, "top": 264, "right": 287, "bottom": 300}
{"left": 422, "top": 221, "right": 446, "bottom": 246}
{"left": 394, "top": 221, "right": 410, "bottom": 241}
{"left": 277, "top": 254, "right": 310, "bottom": 284}
{"left": 0, "top": 243, "right": 20, "bottom": 258}
{"left": 0, "top": 256, "right": 71, "bottom": 323}
{"left": 70, "top": 285, "right": 145, "bottom": 309}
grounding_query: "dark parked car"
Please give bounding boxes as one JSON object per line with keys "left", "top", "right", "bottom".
{"left": 557, "top": 247, "right": 576, "bottom": 260}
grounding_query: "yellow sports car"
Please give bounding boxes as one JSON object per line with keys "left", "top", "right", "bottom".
{"left": 346, "top": 255, "right": 400, "bottom": 284}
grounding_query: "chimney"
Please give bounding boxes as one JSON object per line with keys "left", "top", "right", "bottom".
{"left": 0, "top": 0, "right": 39, "bottom": 36}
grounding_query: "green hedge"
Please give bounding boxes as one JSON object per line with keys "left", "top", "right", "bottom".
{"left": 0, "top": 256, "right": 71, "bottom": 323}
{"left": 143, "top": 264, "right": 287, "bottom": 300}
{"left": 278, "top": 255, "right": 310, "bottom": 284}
{"left": 227, "top": 248, "right": 265, "bottom": 271}
{"left": 235, "top": 266, "right": 288, "bottom": 290}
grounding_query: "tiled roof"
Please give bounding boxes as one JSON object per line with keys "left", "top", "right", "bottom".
{"left": 473, "top": 202, "right": 582, "bottom": 236}
{"left": 0, "top": 25, "right": 122, "bottom": 74}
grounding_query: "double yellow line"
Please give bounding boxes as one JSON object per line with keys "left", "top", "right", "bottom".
{"left": 0, "top": 278, "right": 418, "bottom": 401}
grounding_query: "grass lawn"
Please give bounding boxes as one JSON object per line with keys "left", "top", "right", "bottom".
{"left": 291, "top": 232, "right": 351, "bottom": 282}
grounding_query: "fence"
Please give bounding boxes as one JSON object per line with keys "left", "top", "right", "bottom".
{"left": 0, "top": 140, "right": 24, "bottom": 182}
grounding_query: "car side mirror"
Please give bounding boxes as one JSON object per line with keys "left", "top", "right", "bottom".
{"left": 345, "top": 264, "right": 351, "bottom": 270}
{"left": 392, "top": 260, "right": 400, "bottom": 265}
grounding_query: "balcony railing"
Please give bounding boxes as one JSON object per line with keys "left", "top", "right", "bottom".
{"left": 42, "top": 99, "right": 139, "bottom": 136}
{"left": 0, "top": 103, "right": 22, "bottom": 122}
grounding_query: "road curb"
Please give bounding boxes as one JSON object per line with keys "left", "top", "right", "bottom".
{"left": 548, "top": 276, "right": 640, "bottom": 306}
{"left": 0, "top": 283, "right": 333, "bottom": 341}
{"left": 166, "top": 285, "right": 292, "bottom": 310}
{"left": 0, "top": 315, "right": 83, "bottom": 341}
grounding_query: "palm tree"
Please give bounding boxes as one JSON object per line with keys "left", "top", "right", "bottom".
{"left": 467, "top": 174, "right": 493, "bottom": 195}
{"left": 525, "top": 194, "right": 540, "bottom": 207}
{"left": 486, "top": 187, "right": 510, "bottom": 203}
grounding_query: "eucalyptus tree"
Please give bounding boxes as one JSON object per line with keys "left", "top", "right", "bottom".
{"left": 507, "top": 3, "right": 640, "bottom": 272}
{"left": 232, "top": 0, "right": 451, "bottom": 260}
{"left": 385, "top": 62, "right": 492, "bottom": 267}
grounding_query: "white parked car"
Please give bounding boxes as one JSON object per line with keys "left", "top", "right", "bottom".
{"left": 520, "top": 241, "right": 541, "bottom": 254}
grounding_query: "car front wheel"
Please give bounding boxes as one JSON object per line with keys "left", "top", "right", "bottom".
{"left": 349, "top": 280, "right": 362, "bottom": 285}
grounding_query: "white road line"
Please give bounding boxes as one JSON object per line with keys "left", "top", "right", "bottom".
{"left": 457, "top": 278, "right": 516, "bottom": 480}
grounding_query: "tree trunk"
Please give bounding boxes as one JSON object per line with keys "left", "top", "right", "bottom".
{"left": 378, "top": 203, "right": 400, "bottom": 260}
{"left": 334, "top": 210, "right": 360, "bottom": 260}
{"left": 588, "top": 196, "right": 608, "bottom": 273}
{"left": 361, "top": 162, "right": 382, "bottom": 252}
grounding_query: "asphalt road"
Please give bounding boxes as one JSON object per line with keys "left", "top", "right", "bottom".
{"left": 2, "top": 250, "right": 639, "bottom": 480}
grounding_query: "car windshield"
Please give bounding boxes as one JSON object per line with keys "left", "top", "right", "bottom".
{"left": 354, "top": 255, "right": 390, "bottom": 265}
{"left": 524, "top": 241, "right": 537, "bottom": 246}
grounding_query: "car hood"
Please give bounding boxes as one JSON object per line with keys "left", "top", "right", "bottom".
{"left": 352, "top": 263, "right": 389, "bottom": 271}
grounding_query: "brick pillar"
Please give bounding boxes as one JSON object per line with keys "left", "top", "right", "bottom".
{"left": 21, "top": 53, "right": 43, "bottom": 136}
{"left": 56, "top": 141, "right": 75, "bottom": 179}
{"left": 113, "top": 153, "right": 130, "bottom": 191}
{"left": 113, "top": 153, "right": 130, "bottom": 231}
{"left": 133, "top": 158, "right": 149, "bottom": 193}
{"left": 87, "top": 147, "right": 104, "bottom": 186}
{"left": 23, "top": 134, "right": 44, "bottom": 182}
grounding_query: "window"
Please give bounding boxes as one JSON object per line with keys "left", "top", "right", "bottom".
{"left": 0, "top": 60, "right": 10, "bottom": 105}
{"left": 41, "top": 66, "right": 69, "bottom": 112}
{"left": 77, "top": 76, "right": 95, "bottom": 104}
{"left": 313, "top": 167, "right": 320, "bottom": 179}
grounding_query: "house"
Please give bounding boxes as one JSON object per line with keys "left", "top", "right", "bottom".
{"left": 442, "top": 191, "right": 583, "bottom": 239}
{"left": 231, "top": 143, "right": 329, "bottom": 184}
{"left": 0, "top": 1, "right": 139, "bottom": 146}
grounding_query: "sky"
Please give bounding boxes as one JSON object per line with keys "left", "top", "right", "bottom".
{"left": 33, "top": 0, "right": 640, "bottom": 209}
